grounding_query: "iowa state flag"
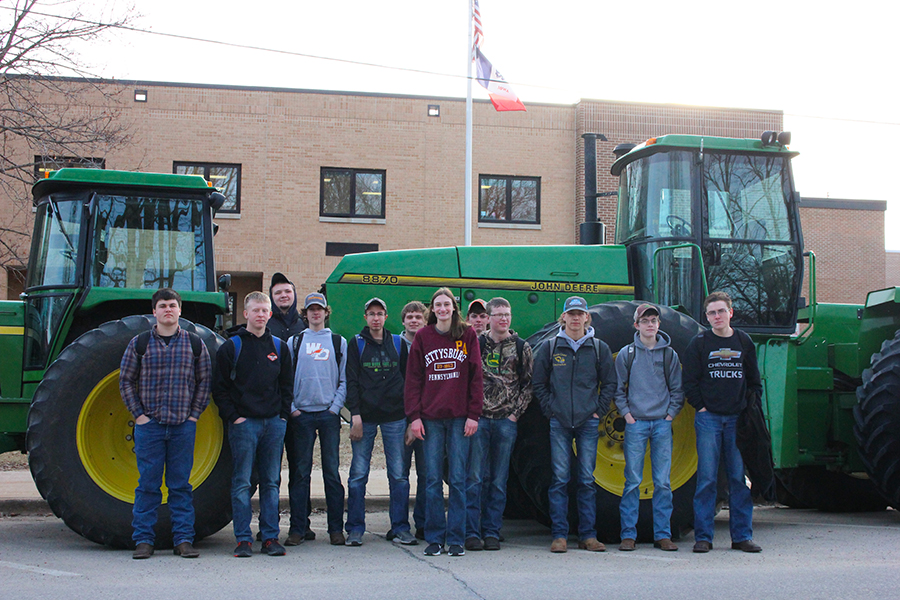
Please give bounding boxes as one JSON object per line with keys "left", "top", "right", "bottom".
{"left": 474, "top": 47, "right": 526, "bottom": 112}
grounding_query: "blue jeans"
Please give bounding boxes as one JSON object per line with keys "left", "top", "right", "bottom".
{"left": 620, "top": 418, "right": 674, "bottom": 541}
{"left": 423, "top": 418, "right": 470, "bottom": 547}
{"left": 693, "top": 410, "right": 753, "bottom": 543}
{"left": 404, "top": 437, "right": 426, "bottom": 532}
{"left": 346, "top": 418, "right": 410, "bottom": 535}
{"left": 548, "top": 417, "right": 600, "bottom": 540}
{"left": 229, "top": 416, "right": 286, "bottom": 543}
{"left": 132, "top": 419, "right": 197, "bottom": 546}
{"left": 466, "top": 416, "right": 518, "bottom": 539}
{"left": 286, "top": 410, "right": 345, "bottom": 535}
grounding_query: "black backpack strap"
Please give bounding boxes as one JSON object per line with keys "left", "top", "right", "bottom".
{"left": 514, "top": 336, "right": 526, "bottom": 382}
{"left": 332, "top": 333, "right": 343, "bottom": 367}
{"left": 187, "top": 331, "right": 203, "bottom": 358}
{"left": 292, "top": 330, "right": 305, "bottom": 373}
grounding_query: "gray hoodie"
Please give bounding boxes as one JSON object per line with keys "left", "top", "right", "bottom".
{"left": 614, "top": 331, "right": 684, "bottom": 420}
{"left": 287, "top": 327, "right": 348, "bottom": 414}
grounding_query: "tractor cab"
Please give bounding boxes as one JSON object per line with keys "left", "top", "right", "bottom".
{"left": 610, "top": 133, "right": 803, "bottom": 334}
{"left": 24, "top": 169, "right": 228, "bottom": 371}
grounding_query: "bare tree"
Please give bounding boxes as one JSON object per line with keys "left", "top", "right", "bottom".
{"left": 0, "top": 0, "right": 135, "bottom": 280}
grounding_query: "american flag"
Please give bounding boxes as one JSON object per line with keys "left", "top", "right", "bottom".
{"left": 473, "top": 0, "right": 484, "bottom": 49}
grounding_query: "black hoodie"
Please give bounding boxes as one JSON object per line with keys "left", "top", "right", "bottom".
{"left": 345, "top": 327, "right": 408, "bottom": 423}
{"left": 213, "top": 327, "right": 294, "bottom": 423}
{"left": 268, "top": 285, "right": 305, "bottom": 341}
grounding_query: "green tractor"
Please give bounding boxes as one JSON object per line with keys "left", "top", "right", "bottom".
{"left": 324, "top": 132, "right": 900, "bottom": 540}
{"left": 0, "top": 168, "right": 233, "bottom": 548}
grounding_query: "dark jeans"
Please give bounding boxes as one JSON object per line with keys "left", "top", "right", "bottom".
{"left": 132, "top": 419, "right": 197, "bottom": 546}
{"left": 346, "top": 418, "right": 410, "bottom": 535}
{"left": 466, "top": 416, "right": 518, "bottom": 539}
{"left": 403, "top": 437, "right": 426, "bottom": 532}
{"left": 286, "top": 410, "right": 344, "bottom": 535}
{"left": 423, "top": 418, "right": 470, "bottom": 547}
{"left": 229, "top": 416, "right": 286, "bottom": 543}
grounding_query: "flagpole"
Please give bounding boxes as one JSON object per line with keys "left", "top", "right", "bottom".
{"left": 464, "top": 0, "right": 473, "bottom": 247}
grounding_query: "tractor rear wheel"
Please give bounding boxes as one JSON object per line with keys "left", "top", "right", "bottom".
{"left": 852, "top": 329, "right": 900, "bottom": 510}
{"left": 511, "top": 300, "right": 704, "bottom": 543}
{"left": 27, "top": 316, "right": 232, "bottom": 549}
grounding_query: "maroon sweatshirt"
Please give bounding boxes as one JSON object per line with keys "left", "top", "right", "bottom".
{"left": 405, "top": 324, "right": 484, "bottom": 421}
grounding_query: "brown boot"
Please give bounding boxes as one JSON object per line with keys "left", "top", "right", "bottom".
{"left": 619, "top": 538, "right": 636, "bottom": 551}
{"left": 132, "top": 543, "right": 154, "bottom": 559}
{"left": 173, "top": 541, "right": 200, "bottom": 558}
{"left": 654, "top": 538, "right": 678, "bottom": 551}
{"left": 550, "top": 538, "right": 567, "bottom": 553}
{"left": 578, "top": 537, "right": 606, "bottom": 552}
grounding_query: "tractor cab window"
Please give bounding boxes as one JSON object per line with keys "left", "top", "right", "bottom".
{"left": 91, "top": 195, "right": 208, "bottom": 291}
{"left": 702, "top": 153, "right": 800, "bottom": 331}
{"left": 28, "top": 198, "right": 83, "bottom": 289}
{"left": 616, "top": 151, "right": 693, "bottom": 244}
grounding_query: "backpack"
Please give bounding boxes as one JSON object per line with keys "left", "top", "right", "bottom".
{"left": 479, "top": 333, "right": 528, "bottom": 386}
{"left": 622, "top": 342, "right": 676, "bottom": 397}
{"left": 356, "top": 333, "right": 403, "bottom": 360}
{"left": 230, "top": 334, "right": 283, "bottom": 381}
{"left": 134, "top": 329, "right": 203, "bottom": 372}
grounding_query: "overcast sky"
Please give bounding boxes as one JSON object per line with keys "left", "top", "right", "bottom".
{"left": 69, "top": 0, "right": 900, "bottom": 248}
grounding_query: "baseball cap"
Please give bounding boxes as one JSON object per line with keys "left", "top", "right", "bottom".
{"left": 364, "top": 297, "right": 387, "bottom": 312}
{"left": 467, "top": 299, "right": 487, "bottom": 315}
{"left": 633, "top": 303, "right": 660, "bottom": 322}
{"left": 304, "top": 292, "right": 327, "bottom": 309}
{"left": 563, "top": 296, "right": 588, "bottom": 313}
{"left": 270, "top": 272, "right": 292, "bottom": 288}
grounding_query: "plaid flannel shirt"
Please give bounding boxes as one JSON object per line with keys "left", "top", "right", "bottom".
{"left": 119, "top": 326, "right": 212, "bottom": 424}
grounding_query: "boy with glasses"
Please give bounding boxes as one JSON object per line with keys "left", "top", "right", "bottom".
{"left": 615, "top": 303, "right": 683, "bottom": 552}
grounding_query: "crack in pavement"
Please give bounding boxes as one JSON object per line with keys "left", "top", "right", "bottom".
{"left": 374, "top": 533, "right": 487, "bottom": 600}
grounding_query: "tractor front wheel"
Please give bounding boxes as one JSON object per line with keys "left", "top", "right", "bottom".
{"left": 27, "top": 316, "right": 232, "bottom": 549}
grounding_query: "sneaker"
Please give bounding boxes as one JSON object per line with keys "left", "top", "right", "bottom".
{"left": 447, "top": 544, "right": 465, "bottom": 557}
{"left": 385, "top": 530, "right": 396, "bottom": 541}
{"left": 464, "top": 537, "right": 484, "bottom": 551}
{"left": 284, "top": 532, "right": 305, "bottom": 546}
{"left": 304, "top": 529, "right": 317, "bottom": 541}
{"left": 578, "top": 537, "right": 606, "bottom": 552}
{"left": 392, "top": 530, "right": 418, "bottom": 546}
{"left": 732, "top": 540, "right": 762, "bottom": 553}
{"left": 654, "top": 538, "right": 678, "bottom": 551}
{"left": 619, "top": 538, "right": 636, "bottom": 551}
{"left": 550, "top": 538, "right": 567, "bottom": 553}
{"left": 262, "top": 539, "right": 286, "bottom": 556}
{"left": 329, "top": 531, "right": 346, "bottom": 546}
{"left": 345, "top": 531, "right": 363, "bottom": 546}
{"left": 414, "top": 529, "right": 426, "bottom": 541}
{"left": 424, "top": 543, "right": 443, "bottom": 556}
{"left": 132, "top": 543, "right": 154, "bottom": 560}
{"left": 693, "top": 541, "right": 712, "bottom": 553}
{"left": 173, "top": 541, "right": 199, "bottom": 558}
{"left": 483, "top": 536, "right": 500, "bottom": 551}
{"left": 233, "top": 541, "right": 253, "bottom": 558}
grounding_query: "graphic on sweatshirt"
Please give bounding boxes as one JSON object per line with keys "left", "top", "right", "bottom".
{"left": 423, "top": 341, "right": 469, "bottom": 381}
{"left": 306, "top": 342, "right": 331, "bottom": 361}
{"left": 707, "top": 348, "right": 743, "bottom": 379}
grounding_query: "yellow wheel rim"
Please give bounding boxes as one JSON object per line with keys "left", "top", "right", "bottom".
{"left": 76, "top": 370, "right": 223, "bottom": 503}
{"left": 593, "top": 403, "right": 696, "bottom": 499}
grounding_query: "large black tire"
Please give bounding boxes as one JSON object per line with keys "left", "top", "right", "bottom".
{"left": 511, "top": 300, "right": 704, "bottom": 543}
{"left": 27, "top": 316, "right": 232, "bottom": 549}
{"left": 852, "top": 329, "right": 900, "bottom": 509}
{"left": 775, "top": 467, "right": 886, "bottom": 512}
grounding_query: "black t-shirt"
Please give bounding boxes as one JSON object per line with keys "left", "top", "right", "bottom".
{"left": 682, "top": 328, "right": 762, "bottom": 415}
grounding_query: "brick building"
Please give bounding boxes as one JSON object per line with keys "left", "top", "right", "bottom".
{"left": 0, "top": 79, "right": 888, "bottom": 318}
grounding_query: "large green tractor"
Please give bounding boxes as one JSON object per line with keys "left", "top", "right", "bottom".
{"left": 0, "top": 168, "right": 233, "bottom": 548}
{"left": 324, "top": 132, "right": 900, "bottom": 541}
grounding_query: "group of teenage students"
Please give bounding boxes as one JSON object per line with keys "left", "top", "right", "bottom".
{"left": 121, "top": 279, "right": 763, "bottom": 559}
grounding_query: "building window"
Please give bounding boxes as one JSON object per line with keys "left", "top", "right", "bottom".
{"left": 34, "top": 156, "right": 105, "bottom": 180}
{"left": 479, "top": 175, "right": 540, "bottom": 224}
{"left": 320, "top": 168, "right": 385, "bottom": 218}
{"left": 173, "top": 162, "right": 241, "bottom": 213}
